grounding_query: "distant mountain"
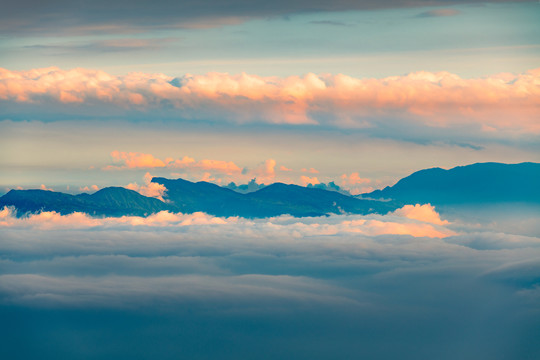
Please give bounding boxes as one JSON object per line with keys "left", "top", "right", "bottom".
{"left": 362, "top": 162, "right": 540, "bottom": 205}
{"left": 225, "top": 178, "right": 266, "bottom": 194}
{"left": 244, "top": 183, "right": 387, "bottom": 217}
{"left": 152, "top": 177, "right": 250, "bottom": 216}
{"left": 152, "top": 177, "right": 395, "bottom": 217}
{"left": 0, "top": 187, "right": 171, "bottom": 217}
{"left": 1, "top": 179, "right": 395, "bottom": 218}
{"left": 3, "top": 162, "right": 538, "bottom": 219}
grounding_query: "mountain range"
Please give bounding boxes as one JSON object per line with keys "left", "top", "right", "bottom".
{"left": 362, "top": 162, "right": 540, "bottom": 205}
{"left": 1, "top": 162, "right": 539, "bottom": 218}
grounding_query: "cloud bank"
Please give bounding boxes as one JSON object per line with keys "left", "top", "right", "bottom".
{"left": 0, "top": 204, "right": 454, "bottom": 238}
{"left": 1, "top": 67, "right": 539, "bottom": 137}
{"left": 1, "top": 202, "right": 539, "bottom": 359}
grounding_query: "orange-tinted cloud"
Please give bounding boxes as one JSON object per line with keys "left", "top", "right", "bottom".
{"left": 108, "top": 151, "right": 168, "bottom": 169}
{"left": 126, "top": 172, "right": 167, "bottom": 201}
{"left": 340, "top": 173, "right": 371, "bottom": 195}
{"left": 341, "top": 219, "right": 454, "bottom": 238}
{"left": 249, "top": 159, "right": 277, "bottom": 183}
{"left": 392, "top": 203, "right": 449, "bottom": 226}
{"left": 105, "top": 151, "right": 243, "bottom": 175}
{"left": 300, "top": 176, "right": 320, "bottom": 186}
{"left": 2, "top": 67, "right": 539, "bottom": 133}
{"left": 79, "top": 185, "right": 99, "bottom": 192}
{"left": 341, "top": 172, "right": 370, "bottom": 186}
{"left": 0, "top": 205, "right": 453, "bottom": 238}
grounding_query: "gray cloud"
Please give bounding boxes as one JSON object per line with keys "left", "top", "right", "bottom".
{"left": 417, "top": 8, "right": 462, "bottom": 17}
{"left": 308, "top": 20, "right": 350, "bottom": 26}
{"left": 0, "top": 0, "right": 523, "bottom": 36}
{"left": 1, "top": 208, "right": 539, "bottom": 359}
{"left": 23, "top": 38, "right": 179, "bottom": 54}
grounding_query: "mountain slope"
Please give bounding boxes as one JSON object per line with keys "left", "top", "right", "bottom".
{"left": 246, "top": 183, "right": 395, "bottom": 217}
{"left": 151, "top": 177, "right": 250, "bottom": 216}
{"left": 151, "top": 177, "right": 397, "bottom": 217}
{"left": 0, "top": 187, "right": 171, "bottom": 217}
{"left": 362, "top": 162, "right": 540, "bottom": 205}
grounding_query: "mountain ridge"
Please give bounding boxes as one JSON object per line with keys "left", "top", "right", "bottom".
{"left": 2, "top": 162, "right": 539, "bottom": 218}
{"left": 361, "top": 162, "right": 540, "bottom": 205}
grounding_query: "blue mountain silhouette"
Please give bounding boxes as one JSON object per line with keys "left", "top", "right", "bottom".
{"left": 362, "top": 162, "right": 540, "bottom": 205}
{"left": 1, "top": 162, "right": 538, "bottom": 218}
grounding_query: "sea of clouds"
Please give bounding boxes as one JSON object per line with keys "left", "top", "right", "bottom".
{"left": 1, "top": 205, "right": 539, "bottom": 359}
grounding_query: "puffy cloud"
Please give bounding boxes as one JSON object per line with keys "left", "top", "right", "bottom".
{"left": 392, "top": 203, "right": 449, "bottom": 226}
{"left": 108, "top": 150, "right": 168, "bottom": 169}
{"left": 249, "top": 159, "right": 277, "bottom": 183}
{"left": 0, "top": 203, "right": 454, "bottom": 238}
{"left": 39, "top": 184, "right": 53, "bottom": 191}
{"left": 0, "top": 206, "right": 102, "bottom": 229}
{"left": 0, "top": 207, "right": 232, "bottom": 229}
{"left": 2, "top": 67, "right": 540, "bottom": 135}
{"left": 178, "top": 158, "right": 242, "bottom": 174}
{"left": 126, "top": 172, "right": 167, "bottom": 200}
{"left": 300, "top": 176, "right": 320, "bottom": 186}
{"left": 341, "top": 172, "right": 370, "bottom": 186}
{"left": 105, "top": 151, "right": 243, "bottom": 175}
{"left": 340, "top": 172, "right": 372, "bottom": 195}
{"left": 79, "top": 185, "right": 99, "bottom": 192}
{"left": 0, "top": 198, "right": 538, "bottom": 359}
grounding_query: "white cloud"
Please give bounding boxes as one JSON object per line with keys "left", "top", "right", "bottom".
{"left": 0, "top": 203, "right": 456, "bottom": 237}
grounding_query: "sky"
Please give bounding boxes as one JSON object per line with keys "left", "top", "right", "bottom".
{"left": 1, "top": 0, "right": 539, "bottom": 194}
{"left": 2, "top": 2, "right": 540, "bottom": 358}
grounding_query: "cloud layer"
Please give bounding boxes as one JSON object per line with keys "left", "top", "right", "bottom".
{"left": 0, "top": 1, "right": 518, "bottom": 35}
{"left": 1, "top": 202, "right": 539, "bottom": 359}
{"left": 0, "top": 204, "right": 454, "bottom": 238}
{"left": 2, "top": 67, "right": 539, "bottom": 137}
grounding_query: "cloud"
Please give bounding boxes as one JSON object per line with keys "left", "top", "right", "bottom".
{"left": 2, "top": 67, "right": 539, "bottom": 137}
{"left": 0, "top": 1, "right": 514, "bottom": 36}
{"left": 79, "top": 184, "right": 99, "bottom": 192}
{"left": 392, "top": 203, "right": 449, "bottom": 226}
{"left": 301, "top": 168, "right": 319, "bottom": 174}
{"left": 0, "top": 204, "right": 537, "bottom": 312}
{"left": 0, "top": 197, "right": 538, "bottom": 358}
{"left": 108, "top": 150, "right": 168, "bottom": 169}
{"left": 340, "top": 173, "right": 371, "bottom": 195}
{"left": 125, "top": 172, "right": 167, "bottom": 200}
{"left": 23, "top": 38, "right": 179, "bottom": 56}
{"left": 105, "top": 151, "right": 243, "bottom": 175}
{"left": 300, "top": 176, "right": 320, "bottom": 186}
{"left": 249, "top": 159, "right": 277, "bottom": 183}
{"left": 308, "top": 20, "right": 349, "bottom": 26}
{"left": 39, "top": 184, "right": 53, "bottom": 191}
{"left": 0, "top": 206, "right": 232, "bottom": 229}
{"left": 417, "top": 8, "right": 462, "bottom": 17}
{"left": 0, "top": 203, "right": 455, "bottom": 238}
{"left": 341, "top": 173, "right": 370, "bottom": 186}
